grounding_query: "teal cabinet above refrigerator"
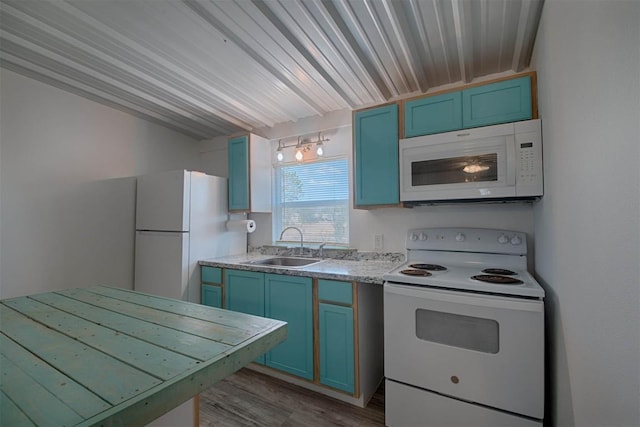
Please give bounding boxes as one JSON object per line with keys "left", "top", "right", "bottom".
{"left": 227, "top": 133, "right": 271, "bottom": 213}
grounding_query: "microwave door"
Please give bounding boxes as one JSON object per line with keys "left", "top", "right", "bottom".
{"left": 401, "top": 137, "right": 515, "bottom": 201}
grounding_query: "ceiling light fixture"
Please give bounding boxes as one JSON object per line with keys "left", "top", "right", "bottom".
{"left": 276, "top": 142, "right": 284, "bottom": 162}
{"left": 275, "top": 132, "right": 329, "bottom": 163}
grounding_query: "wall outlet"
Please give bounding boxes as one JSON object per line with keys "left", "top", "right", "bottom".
{"left": 374, "top": 234, "right": 384, "bottom": 251}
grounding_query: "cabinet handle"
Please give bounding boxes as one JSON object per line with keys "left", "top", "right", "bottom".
{"left": 457, "top": 132, "right": 470, "bottom": 137}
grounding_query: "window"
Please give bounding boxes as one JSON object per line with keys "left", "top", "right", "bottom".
{"left": 274, "top": 158, "right": 349, "bottom": 245}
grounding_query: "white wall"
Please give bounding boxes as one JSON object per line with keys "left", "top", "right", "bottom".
{"left": 531, "top": 1, "right": 640, "bottom": 426}
{"left": 201, "top": 111, "right": 534, "bottom": 254}
{"left": 0, "top": 69, "right": 202, "bottom": 299}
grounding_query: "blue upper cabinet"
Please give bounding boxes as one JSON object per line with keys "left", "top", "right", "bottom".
{"left": 401, "top": 73, "right": 535, "bottom": 138}
{"left": 227, "top": 133, "right": 272, "bottom": 213}
{"left": 353, "top": 104, "right": 399, "bottom": 208}
{"left": 228, "top": 135, "right": 250, "bottom": 211}
{"left": 404, "top": 92, "right": 463, "bottom": 137}
{"left": 462, "top": 75, "right": 533, "bottom": 128}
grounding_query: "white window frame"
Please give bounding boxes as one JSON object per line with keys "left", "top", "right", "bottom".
{"left": 273, "top": 157, "right": 350, "bottom": 247}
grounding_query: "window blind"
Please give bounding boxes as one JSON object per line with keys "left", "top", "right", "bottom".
{"left": 274, "top": 158, "right": 349, "bottom": 245}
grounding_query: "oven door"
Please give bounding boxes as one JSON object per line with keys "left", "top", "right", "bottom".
{"left": 399, "top": 130, "right": 516, "bottom": 202}
{"left": 384, "top": 282, "right": 544, "bottom": 419}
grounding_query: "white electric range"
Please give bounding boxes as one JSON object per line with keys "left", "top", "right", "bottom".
{"left": 383, "top": 228, "right": 545, "bottom": 427}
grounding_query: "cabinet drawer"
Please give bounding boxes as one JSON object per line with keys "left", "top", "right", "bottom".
{"left": 318, "top": 279, "right": 352, "bottom": 305}
{"left": 462, "top": 76, "right": 532, "bottom": 128}
{"left": 201, "top": 266, "right": 222, "bottom": 284}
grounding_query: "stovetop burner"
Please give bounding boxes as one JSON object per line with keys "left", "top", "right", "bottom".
{"left": 482, "top": 268, "right": 517, "bottom": 275}
{"left": 409, "top": 263, "right": 447, "bottom": 271}
{"left": 400, "top": 269, "right": 432, "bottom": 277}
{"left": 383, "top": 228, "right": 545, "bottom": 298}
{"left": 472, "top": 274, "right": 524, "bottom": 285}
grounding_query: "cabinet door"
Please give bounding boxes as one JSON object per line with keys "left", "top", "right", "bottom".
{"left": 225, "top": 269, "right": 265, "bottom": 364}
{"left": 319, "top": 303, "right": 355, "bottom": 393}
{"left": 228, "top": 135, "right": 250, "bottom": 212}
{"left": 462, "top": 76, "right": 532, "bottom": 129}
{"left": 404, "top": 92, "right": 463, "bottom": 137}
{"left": 353, "top": 104, "right": 399, "bottom": 207}
{"left": 265, "top": 274, "right": 313, "bottom": 380}
{"left": 201, "top": 284, "right": 222, "bottom": 308}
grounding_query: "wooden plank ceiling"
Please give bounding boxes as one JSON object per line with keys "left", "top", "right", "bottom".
{"left": 0, "top": 0, "right": 544, "bottom": 139}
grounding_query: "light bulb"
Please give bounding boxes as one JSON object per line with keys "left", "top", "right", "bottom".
{"left": 276, "top": 151, "right": 284, "bottom": 162}
{"left": 295, "top": 149, "right": 303, "bottom": 161}
{"left": 316, "top": 145, "right": 324, "bottom": 156}
{"left": 462, "top": 164, "right": 489, "bottom": 173}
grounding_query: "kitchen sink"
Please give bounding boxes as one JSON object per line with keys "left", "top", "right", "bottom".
{"left": 246, "top": 257, "right": 323, "bottom": 268}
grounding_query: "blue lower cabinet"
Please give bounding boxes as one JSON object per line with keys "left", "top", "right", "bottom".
{"left": 224, "top": 269, "right": 314, "bottom": 374}
{"left": 319, "top": 303, "right": 355, "bottom": 393}
{"left": 225, "top": 269, "right": 266, "bottom": 364}
{"left": 201, "top": 284, "right": 222, "bottom": 308}
{"left": 265, "top": 274, "right": 314, "bottom": 380}
{"left": 201, "top": 266, "right": 222, "bottom": 284}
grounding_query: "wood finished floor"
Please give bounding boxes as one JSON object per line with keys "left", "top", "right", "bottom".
{"left": 199, "top": 368, "right": 385, "bottom": 427}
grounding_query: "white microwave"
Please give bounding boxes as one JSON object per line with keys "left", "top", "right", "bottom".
{"left": 400, "top": 119, "right": 543, "bottom": 204}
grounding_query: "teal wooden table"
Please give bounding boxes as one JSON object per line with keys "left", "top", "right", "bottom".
{"left": 0, "top": 286, "right": 287, "bottom": 426}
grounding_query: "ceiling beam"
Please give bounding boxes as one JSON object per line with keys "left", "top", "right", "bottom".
{"left": 451, "top": 0, "right": 474, "bottom": 83}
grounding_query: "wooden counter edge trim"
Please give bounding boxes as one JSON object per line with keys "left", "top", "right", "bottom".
{"left": 77, "top": 322, "right": 286, "bottom": 427}
{"left": 352, "top": 282, "right": 361, "bottom": 399}
{"left": 312, "top": 278, "right": 320, "bottom": 383}
{"left": 530, "top": 71, "right": 539, "bottom": 119}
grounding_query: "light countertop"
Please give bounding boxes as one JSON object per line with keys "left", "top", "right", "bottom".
{"left": 199, "top": 253, "right": 403, "bottom": 285}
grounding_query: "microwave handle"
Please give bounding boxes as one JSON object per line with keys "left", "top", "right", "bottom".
{"left": 384, "top": 282, "right": 543, "bottom": 312}
{"left": 506, "top": 135, "right": 516, "bottom": 185}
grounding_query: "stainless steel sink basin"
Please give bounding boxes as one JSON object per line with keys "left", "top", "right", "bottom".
{"left": 246, "top": 257, "right": 322, "bottom": 268}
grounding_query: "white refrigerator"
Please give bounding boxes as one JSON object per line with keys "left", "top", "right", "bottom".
{"left": 135, "top": 170, "right": 246, "bottom": 426}
{"left": 134, "top": 169, "right": 246, "bottom": 303}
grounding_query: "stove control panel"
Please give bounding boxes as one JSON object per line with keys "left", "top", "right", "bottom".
{"left": 406, "top": 228, "right": 527, "bottom": 255}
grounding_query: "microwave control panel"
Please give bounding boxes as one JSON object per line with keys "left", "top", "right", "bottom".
{"left": 518, "top": 142, "right": 536, "bottom": 183}
{"left": 514, "top": 121, "right": 543, "bottom": 197}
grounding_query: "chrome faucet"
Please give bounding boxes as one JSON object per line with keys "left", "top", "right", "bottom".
{"left": 318, "top": 242, "right": 327, "bottom": 259}
{"left": 280, "top": 226, "right": 304, "bottom": 256}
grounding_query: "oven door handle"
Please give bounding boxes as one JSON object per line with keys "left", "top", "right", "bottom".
{"left": 384, "top": 282, "right": 543, "bottom": 312}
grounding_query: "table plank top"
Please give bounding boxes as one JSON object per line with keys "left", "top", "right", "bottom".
{"left": 0, "top": 286, "right": 287, "bottom": 426}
